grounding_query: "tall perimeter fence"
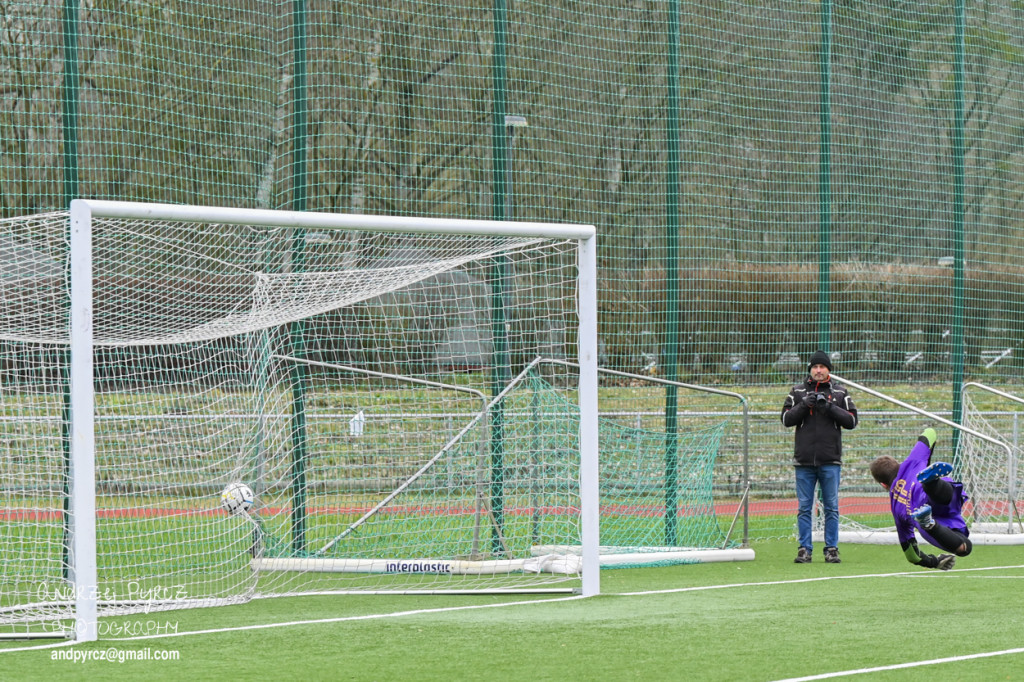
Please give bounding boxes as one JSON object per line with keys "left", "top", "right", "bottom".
{"left": 2, "top": 1, "right": 1024, "bottom": 541}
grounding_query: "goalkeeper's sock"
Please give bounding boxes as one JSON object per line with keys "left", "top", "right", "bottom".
{"left": 922, "top": 476, "right": 954, "bottom": 506}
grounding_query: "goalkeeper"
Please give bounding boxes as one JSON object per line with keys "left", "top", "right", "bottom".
{"left": 868, "top": 428, "right": 972, "bottom": 570}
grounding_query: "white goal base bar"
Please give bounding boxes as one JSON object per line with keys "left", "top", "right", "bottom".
{"left": 254, "top": 547, "right": 754, "bottom": 576}
{"left": 254, "top": 555, "right": 583, "bottom": 575}
{"left": 0, "top": 631, "right": 73, "bottom": 641}
{"left": 532, "top": 545, "right": 754, "bottom": 566}
{"left": 815, "top": 527, "right": 1024, "bottom": 546}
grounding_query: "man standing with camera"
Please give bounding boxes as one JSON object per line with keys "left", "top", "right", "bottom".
{"left": 781, "top": 350, "right": 858, "bottom": 564}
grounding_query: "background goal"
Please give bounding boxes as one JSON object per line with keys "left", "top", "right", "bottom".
{"left": 817, "top": 375, "right": 1024, "bottom": 547}
{"left": 958, "top": 383, "right": 1024, "bottom": 536}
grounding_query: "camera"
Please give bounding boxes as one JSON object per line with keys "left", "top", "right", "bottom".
{"left": 814, "top": 393, "right": 829, "bottom": 408}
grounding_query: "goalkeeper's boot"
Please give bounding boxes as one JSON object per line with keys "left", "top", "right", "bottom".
{"left": 917, "top": 462, "right": 953, "bottom": 483}
{"left": 912, "top": 505, "right": 935, "bottom": 530}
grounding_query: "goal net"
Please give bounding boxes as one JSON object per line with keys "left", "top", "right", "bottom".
{"left": 0, "top": 201, "right": 601, "bottom": 641}
{"left": 957, "top": 384, "right": 1024, "bottom": 537}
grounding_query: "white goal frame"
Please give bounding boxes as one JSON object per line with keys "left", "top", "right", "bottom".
{"left": 65, "top": 199, "right": 600, "bottom": 642}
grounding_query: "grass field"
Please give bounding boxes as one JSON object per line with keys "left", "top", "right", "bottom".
{"left": 2, "top": 538, "right": 1022, "bottom": 681}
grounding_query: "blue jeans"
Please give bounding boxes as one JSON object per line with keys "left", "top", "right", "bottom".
{"left": 795, "top": 464, "right": 840, "bottom": 550}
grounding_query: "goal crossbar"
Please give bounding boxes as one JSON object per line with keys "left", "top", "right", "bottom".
{"left": 963, "top": 382, "right": 1024, "bottom": 409}
{"left": 75, "top": 200, "right": 596, "bottom": 240}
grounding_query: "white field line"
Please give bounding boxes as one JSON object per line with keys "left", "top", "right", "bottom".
{"left": 615, "top": 563, "right": 1024, "bottom": 596}
{"left": 105, "top": 594, "right": 589, "bottom": 642}
{"left": 771, "top": 648, "right": 1024, "bottom": 682}
{"left": 622, "top": 564, "right": 1024, "bottom": 681}
{"left": 3, "top": 564, "right": 1022, "bottom": 652}
{"left": 0, "top": 640, "right": 78, "bottom": 654}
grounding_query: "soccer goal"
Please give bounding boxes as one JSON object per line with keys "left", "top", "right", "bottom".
{"left": 958, "top": 382, "right": 1024, "bottom": 537}
{"left": 819, "top": 374, "right": 1023, "bottom": 547}
{"left": 0, "top": 201, "right": 600, "bottom": 641}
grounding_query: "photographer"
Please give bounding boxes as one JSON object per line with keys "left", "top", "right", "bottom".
{"left": 781, "top": 350, "right": 858, "bottom": 564}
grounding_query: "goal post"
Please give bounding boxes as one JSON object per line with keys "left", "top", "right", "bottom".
{"left": 1, "top": 200, "right": 599, "bottom": 641}
{"left": 822, "top": 373, "right": 1023, "bottom": 546}
{"left": 69, "top": 202, "right": 98, "bottom": 643}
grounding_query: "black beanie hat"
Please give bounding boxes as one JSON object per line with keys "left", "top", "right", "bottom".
{"left": 808, "top": 349, "right": 832, "bottom": 371}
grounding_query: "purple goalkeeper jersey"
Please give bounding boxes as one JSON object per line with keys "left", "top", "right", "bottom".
{"left": 889, "top": 439, "right": 969, "bottom": 547}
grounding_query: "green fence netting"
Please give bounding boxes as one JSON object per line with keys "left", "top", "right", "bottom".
{"left": 2, "top": 1, "right": 1024, "bottom": 543}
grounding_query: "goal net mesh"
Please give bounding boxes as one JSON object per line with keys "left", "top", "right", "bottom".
{"left": 957, "top": 390, "right": 1023, "bottom": 534}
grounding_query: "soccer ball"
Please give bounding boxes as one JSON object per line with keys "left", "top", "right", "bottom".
{"left": 220, "top": 482, "right": 255, "bottom": 515}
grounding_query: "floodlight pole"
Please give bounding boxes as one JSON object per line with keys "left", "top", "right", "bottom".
{"left": 504, "top": 115, "right": 528, "bottom": 221}
{"left": 487, "top": 114, "right": 527, "bottom": 556}
{"left": 666, "top": 0, "right": 682, "bottom": 547}
{"left": 288, "top": 0, "right": 310, "bottom": 554}
{"left": 950, "top": 0, "right": 967, "bottom": 453}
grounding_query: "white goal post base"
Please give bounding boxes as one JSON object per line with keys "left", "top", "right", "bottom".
{"left": 815, "top": 528, "right": 1024, "bottom": 546}
{"left": 533, "top": 545, "right": 754, "bottom": 567}
{"left": 0, "top": 632, "right": 73, "bottom": 641}
{"left": 254, "top": 547, "right": 754, "bottom": 576}
{"left": 254, "top": 556, "right": 583, "bottom": 576}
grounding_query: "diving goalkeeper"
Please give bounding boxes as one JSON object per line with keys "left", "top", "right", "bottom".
{"left": 869, "top": 428, "right": 972, "bottom": 570}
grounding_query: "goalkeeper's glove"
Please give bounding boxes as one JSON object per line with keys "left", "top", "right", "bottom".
{"left": 917, "top": 552, "right": 956, "bottom": 570}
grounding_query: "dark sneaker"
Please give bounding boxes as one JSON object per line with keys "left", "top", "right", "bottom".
{"left": 917, "top": 462, "right": 953, "bottom": 483}
{"left": 936, "top": 554, "right": 956, "bottom": 571}
{"left": 824, "top": 546, "right": 841, "bottom": 564}
{"left": 912, "top": 505, "right": 935, "bottom": 529}
{"left": 794, "top": 547, "right": 812, "bottom": 563}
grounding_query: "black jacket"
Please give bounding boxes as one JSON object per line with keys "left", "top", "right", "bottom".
{"left": 781, "top": 377, "right": 858, "bottom": 466}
